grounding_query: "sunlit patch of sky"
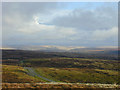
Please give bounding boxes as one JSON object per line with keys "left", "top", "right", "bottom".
{"left": 57, "top": 2, "right": 117, "bottom": 10}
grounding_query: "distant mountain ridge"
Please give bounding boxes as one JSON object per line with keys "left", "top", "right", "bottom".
{"left": 2, "top": 45, "right": 86, "bottom": 51}
{"left": 2, "top": 45, "right": 118, "bottom": 54}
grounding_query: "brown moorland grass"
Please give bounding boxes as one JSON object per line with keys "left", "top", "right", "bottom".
{"left": 2, "top": 65, "right": 45, "bottom": 83}
{"left": 2, "top": 83, "right": 120, "bottom": 89}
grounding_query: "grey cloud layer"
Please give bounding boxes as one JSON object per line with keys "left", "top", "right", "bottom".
{"left": 2, "top": 2, "right": 60, "bottom": 24}
{"left": 51, "top": 6, "right": 117, "bottom": 31}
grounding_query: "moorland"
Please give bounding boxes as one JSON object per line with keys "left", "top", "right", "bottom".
{"left": 2, "top": 49, "right": 120, "bottom": 89}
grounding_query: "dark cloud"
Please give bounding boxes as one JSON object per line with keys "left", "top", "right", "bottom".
{"left": 2, "top": 2, "right": 59, "bottom": 22}
{"left": 51, "top": 5, "right": 117, "bottom": 31}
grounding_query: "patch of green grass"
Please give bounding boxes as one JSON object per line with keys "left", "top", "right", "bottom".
{"left": 34, "top": 67, "right": 62, "bottom": 82}
{"left": 34, "top": 67, "right": 119, "bottom": 84}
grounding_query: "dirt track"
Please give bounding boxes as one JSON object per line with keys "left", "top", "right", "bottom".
{"left": 24, "top": 67, "right": 55, "bottom": 82}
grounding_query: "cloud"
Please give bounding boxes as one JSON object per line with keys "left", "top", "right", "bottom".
{"left": 92, "top": 27, "right": 118, "bottom": 41}
{"left": 51, "top": 5, "right": 117, "bottom": 31}
{"left": 2, "top": 2, "right": 118, "bottom": 47}
{"left": 3, "top": 14, "right": 77, "bottom": 45}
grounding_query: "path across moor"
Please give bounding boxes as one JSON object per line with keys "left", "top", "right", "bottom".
{"left": 24, "top": 67, "right": 55, "bottom": 82}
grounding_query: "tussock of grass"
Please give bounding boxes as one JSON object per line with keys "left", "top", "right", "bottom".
{"left": 2, "top": 83, "right": 120, "bottom": 89}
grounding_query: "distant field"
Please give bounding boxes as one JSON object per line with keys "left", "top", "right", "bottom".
{"left": 23, "top": 58, "right": 119, "bottom": 70}
{"left": 2, "top": 49, "right": 118, "bottom": 60}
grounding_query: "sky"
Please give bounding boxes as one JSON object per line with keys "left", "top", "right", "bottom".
{"left": 2, "top": 2, "right": 118, "bottom": 47}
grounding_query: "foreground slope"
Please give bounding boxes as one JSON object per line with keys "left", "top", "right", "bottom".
{"left": 2, "top": 65, "right": 45, "bottom": 83}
